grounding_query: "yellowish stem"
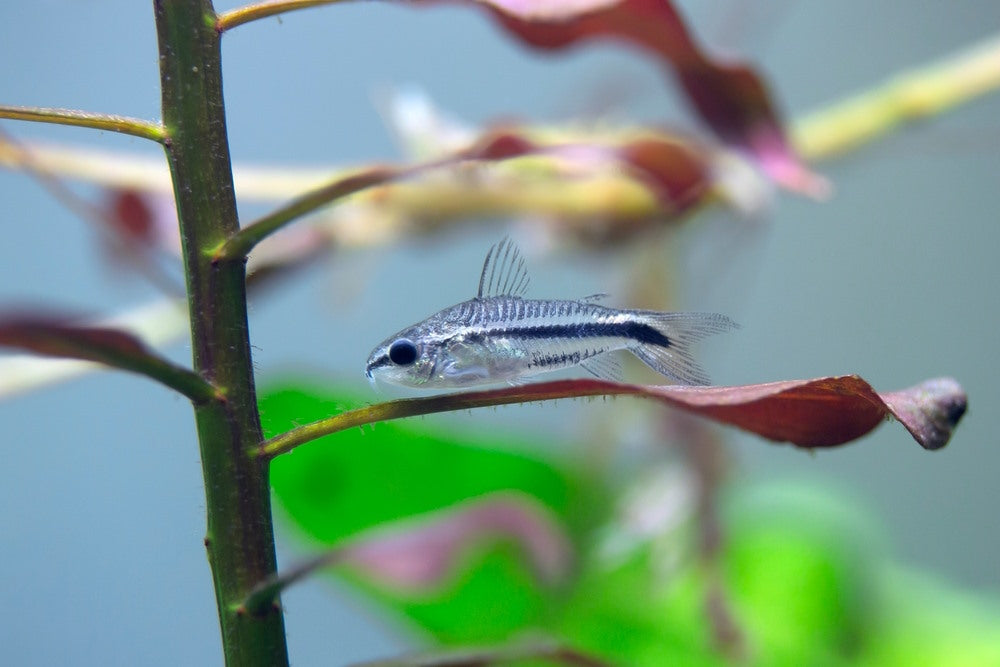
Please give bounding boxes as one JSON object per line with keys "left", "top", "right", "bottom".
{"left": 793, "top": 34, "right": 1000, "bottom": 160}
{"left": 216, "top": 0, "right": 350, "bottom": 32}
{"left": 0, "top": 105, "right": 167, "bottom": 143}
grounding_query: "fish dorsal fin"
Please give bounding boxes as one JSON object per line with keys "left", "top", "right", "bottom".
{"left": 476, "top": 237, "right": 530, "bottom": 298}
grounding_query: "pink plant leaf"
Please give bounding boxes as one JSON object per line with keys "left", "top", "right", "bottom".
{"left": 260, "top": 376, "right": 967, "bottom": 460}
{"left": 418, "top": 0, "right": 825, "bottom": 194}
{"left": 0, "top": 312, "right": 214, "bottom": 402}
{"left": 241, "top": 493, "right": 572, "bottom": 614}
{"left": 340, "top": 492, "right": 572, "bottom": 591}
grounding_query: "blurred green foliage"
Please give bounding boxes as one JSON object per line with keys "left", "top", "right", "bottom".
{"left": 263, "top": 382, "right": 1000, "bottom": 666}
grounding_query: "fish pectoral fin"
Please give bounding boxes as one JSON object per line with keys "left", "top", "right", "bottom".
{"left": 442, "top": 360, "right": 491, "bottom": 384}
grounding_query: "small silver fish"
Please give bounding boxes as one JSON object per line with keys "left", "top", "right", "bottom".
{"left": 365, "top": 239, "right": 736, "bottom": 389}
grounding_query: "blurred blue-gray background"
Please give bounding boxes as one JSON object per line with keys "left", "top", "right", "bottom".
{"left": 1, "top": 1, "right": 998, "bottom": 664}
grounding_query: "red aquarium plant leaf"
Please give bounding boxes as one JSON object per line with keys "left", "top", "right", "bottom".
{"left": 422, "top": 0, "right": 824, "bottom": 194}
{"left": 339, "top": 492, "right": 572, "bottom": 590}
{"left": 240, "top": 493, "right": 571, "bottom": 613}
{"left": 107, "top": 188, "right": 156, "bottom": 242}
{"left": 0, "top": 312, "right": 214, "bottom": 402}
{"left": 618, "top": 136, "right": 712, "bottom": 212}
{"left": 259, "top": 376, "right": 966, "bottom": 459}
{"left": 465, "top": 128, "right": 714, "bottom": 213}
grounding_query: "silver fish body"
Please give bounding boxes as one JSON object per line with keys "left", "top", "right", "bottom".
{"left": 365, "top": 239, "right": 736, "bottom": 389}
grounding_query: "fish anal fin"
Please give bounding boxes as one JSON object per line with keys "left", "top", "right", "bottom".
{"left": 580, "top": 351, "right": 624, "bottom": 382}
{"left": 476, "top": 236, "right": 531, "bottom": 298}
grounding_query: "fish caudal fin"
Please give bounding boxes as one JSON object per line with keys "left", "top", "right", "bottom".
{"left": 628, "top": 312, "right": 737, "bottom": 385}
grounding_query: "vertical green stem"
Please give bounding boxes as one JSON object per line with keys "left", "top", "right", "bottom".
{"left": 154, "top": 1, "right": 289, "bottom": 664}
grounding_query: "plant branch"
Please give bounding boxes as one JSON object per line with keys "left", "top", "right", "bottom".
{"left": 5, "top": 33, "right": 995, "bottom": 200}
{"left": 257, "top": 375, "right": 967, "bottom": 460}
{"left": 0, "top": 105, "right": 167, "bottom": 143}
{"left": 0, "top": 298, "right": 189, "bottom": 399}
{"left": 793, "top": 33, "right": 1000, "bottom": 160}
{"left": 257, "top": 381, "right": 639, "bottom": 460}
{"left": 216, "top": 0, "right": 350, "bottom": 32}
{"left": 240, "top": 550, "right": 345, "bottom": 616}
{"left": 0, "top": 315, "right": 216, "bottom": 403}
{"left": 215, "top": 164, "right": 404, "bottom": 260}
{"left": 155, "top": 0, "right": 288, "bottom": 663}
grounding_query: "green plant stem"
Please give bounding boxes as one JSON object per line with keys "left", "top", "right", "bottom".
{"left": 240, "top": 550, "right": 345, "bottom": 616}
{"left": 0, "top": 105, "right": 166, "bottom": 143}
{"left": 216, "top": 0, "right": 350, "bottom": 32}
{"left": 257, "top": 380, "right": 650, "bottom": 460}
{"left": 154, "top": 1, "right": 289, "bottom": 665}
{"left": 216, "top": 165, "right": 399, "bottom": 260}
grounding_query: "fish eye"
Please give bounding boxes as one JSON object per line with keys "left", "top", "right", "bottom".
{"left": 388, "top": 338, "right": 418, "bottom": 366}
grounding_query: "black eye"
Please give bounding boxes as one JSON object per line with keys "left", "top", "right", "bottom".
{"left": 388, "top": 339, "right": 418, "bottom": 365}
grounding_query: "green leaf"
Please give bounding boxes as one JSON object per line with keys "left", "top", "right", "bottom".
{"left": 558, "top": 484, "right": 884, "bottom": 667}
{"left": 861, "top": 568, "right": 1000, "bottom": 667}
{"left": 262, "top": 381, "right": 608, "bottom": 642}
{"left": 721, "top": 484, "right": 882, "bottom": 665}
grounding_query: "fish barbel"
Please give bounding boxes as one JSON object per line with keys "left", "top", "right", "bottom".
{"left": 365, "top": 239, "right": 736, "bottom": 389}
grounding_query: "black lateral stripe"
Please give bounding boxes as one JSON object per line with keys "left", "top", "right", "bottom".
{"left": 491, "top": 321, "right": 670, "bottom": 348}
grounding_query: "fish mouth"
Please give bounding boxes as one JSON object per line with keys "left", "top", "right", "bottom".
{"left": 365, "top": 353, "right": 391, "bottom": 380}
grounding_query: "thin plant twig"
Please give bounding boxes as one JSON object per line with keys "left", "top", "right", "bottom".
{"left": 216, "top": 0, "right": 352, "bottom": 32}
{"left": 793, "top": 33, "right": 1000, "bottom": 160}
{"left": 0, "top": 105, "right": 167, "bottom": 143}
{"left": 215, "top": 164, "right": 407, "bottom": 260}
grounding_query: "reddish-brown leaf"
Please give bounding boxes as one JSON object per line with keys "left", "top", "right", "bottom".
{"left": 0, "top": 315, "right": 150, "bottom": 363}
{"left": 467, "top": 375, "right": 965, "bottom": 450}
{"left": 420, "top": 0, "right": 823, "bottom": 194}
{"left": 618, "top": 137, "right": 711, "bottom": 212}
{"left": 0, "top": 313, "right": 213, "bottom": 401}
{"left": 262, "top": 375, "right": 967, "bottom": 459}
{"left": 465, "top": 128, "right": 714, "bottom": 214}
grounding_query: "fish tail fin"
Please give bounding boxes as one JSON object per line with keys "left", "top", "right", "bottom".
{"left": 629, "top": 312, "right": 738, "bottom": 386}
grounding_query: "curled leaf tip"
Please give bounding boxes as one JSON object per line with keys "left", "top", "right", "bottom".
{"left": 745, "top": 123, "right": 831, "bottom": 199}
{"left": 882, "top": 377, "right": 967, "bottom": 451}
